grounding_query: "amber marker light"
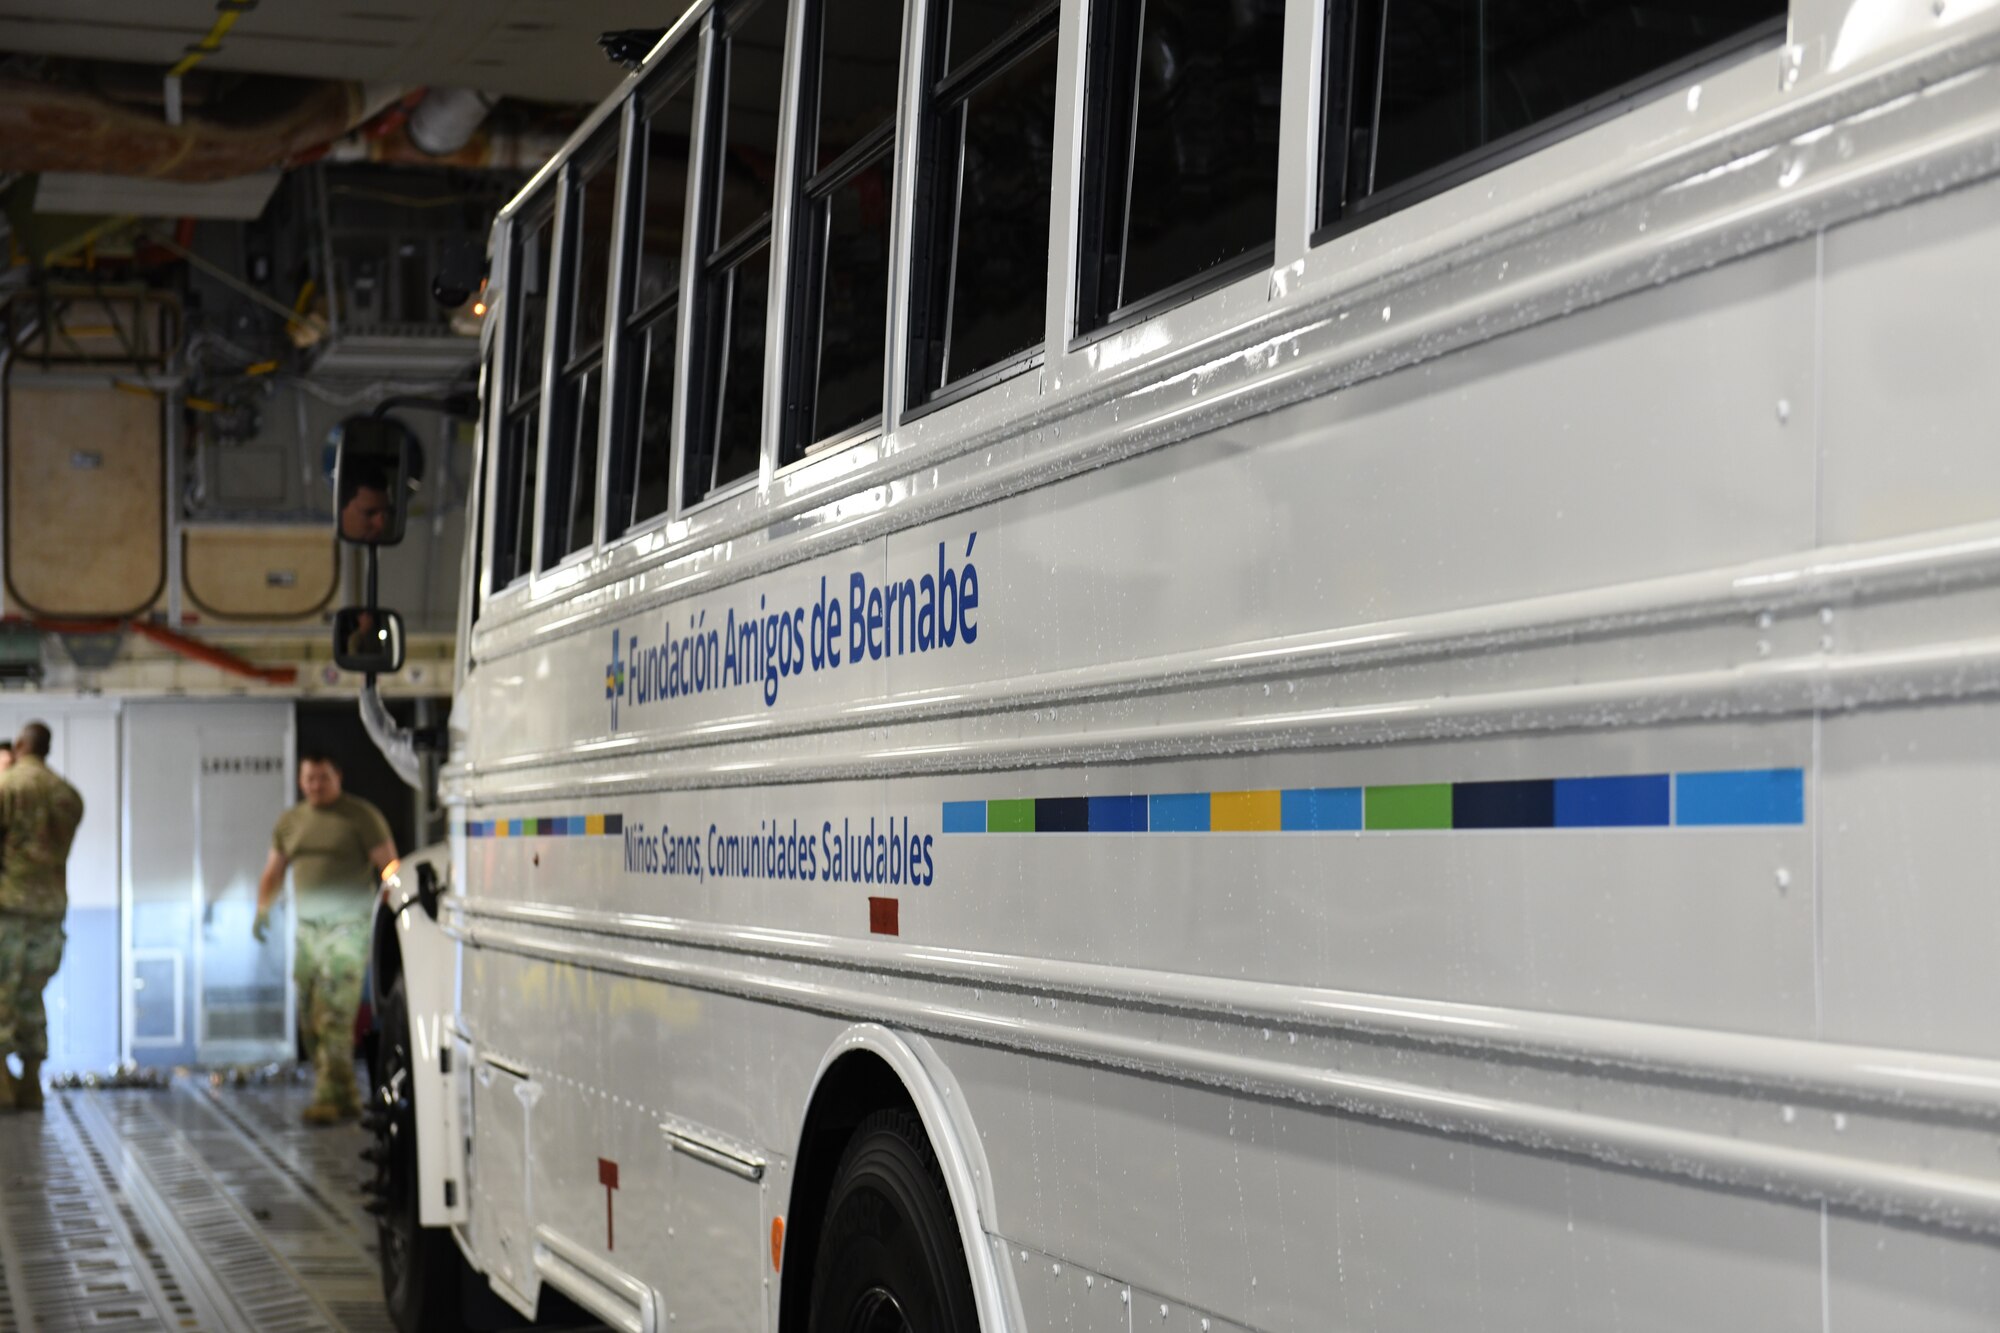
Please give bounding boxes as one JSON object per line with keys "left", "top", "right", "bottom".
{"left": 770, "top": 1216, "right": 784, "bottom": 1272}
{"left": 380, "top": 858, "right": 401, "bottom": 884}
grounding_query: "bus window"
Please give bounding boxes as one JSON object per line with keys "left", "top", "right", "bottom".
{"left": 609, "top": 60, "right": 698, "bottom": 539}
{"left": 690, "top": 0, "right": 788, "bottom": 508}
{"left": 492, "top": 204, "right": 553, "bottom": 587}
{"left": 542, "top": 128, "right": 620, "bottom": 569}
{"left": 1325, "top": 0, "right": 1786, "bottom": 225}
{"left": 1076, "top": 0, "right": 1284, "bottom": 334}
{"left": 781, "top": 0, "right": 907, "bottom": 458}
{"left": 907, "top": 0, "right": 1058, "bottom": 404}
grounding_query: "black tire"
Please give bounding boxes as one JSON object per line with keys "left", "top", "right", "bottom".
{"left": 372, "top": 973, "right": 468, "bottom": 1333}
{"left": 807, "top": 1110, "right": 980, "bottom": 1333}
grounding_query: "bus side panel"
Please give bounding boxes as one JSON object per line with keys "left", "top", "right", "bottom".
{"left": 945, "top": 1039, "right": 1823, "bottom": 1333}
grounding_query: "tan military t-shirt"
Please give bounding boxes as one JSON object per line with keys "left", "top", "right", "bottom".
{"left": 272, "top": 793, "right": 393, "bottom": 922}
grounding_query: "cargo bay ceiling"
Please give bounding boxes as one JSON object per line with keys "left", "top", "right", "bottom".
{"left": 0, "top": 0, "right": 663, "bottom": 104}
{"left": 0, "top": 0, "right": 671, "bottom": 688}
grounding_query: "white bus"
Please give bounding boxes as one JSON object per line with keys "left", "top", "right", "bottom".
{"left": 354, "top": 0, "right": 2000, "bottom": 1329}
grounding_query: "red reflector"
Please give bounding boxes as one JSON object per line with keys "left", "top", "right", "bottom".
{"left": 598, "top": 1157, "right": 619, "bottom": 1189}
{"left": 868, "top": 897, "right": 899, "bottom": 936}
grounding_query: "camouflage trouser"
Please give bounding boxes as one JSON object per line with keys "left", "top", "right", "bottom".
{"left": 295, "top": 915, "right": 366, "bottom": 1111}
{"left": 0, "top": 914, "right": 64, "bottom": 1065}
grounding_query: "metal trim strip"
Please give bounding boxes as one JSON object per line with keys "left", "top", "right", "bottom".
{"left": 662, "top": 1126, "right": 766, "bottom": 1180}
{"left": 461, "top": 632, "right": 2000, "bottom": 801}
{"left": 474, "top": 920, "right": 2000, "bottom": 1236}
{"left": 467, "top": 514, "right": 2000, "bottom": 777}
{"left": 460, "top": 899, "right": 2000, "bottom": 1120}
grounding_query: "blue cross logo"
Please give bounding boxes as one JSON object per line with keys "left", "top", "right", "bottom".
{"left": 605, "top": 630, "right": 626, "bottom": 732}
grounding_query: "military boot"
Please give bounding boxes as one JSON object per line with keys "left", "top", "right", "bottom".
{"left": 15, "top": 1060, "right": 43, "bottom": 1112}
{"left": 300, "top": 1099, "right": 357, "bottom": 1127}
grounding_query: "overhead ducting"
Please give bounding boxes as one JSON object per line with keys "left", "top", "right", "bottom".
{"left": 0, "top": 73, "right": 363, "bottom": 183}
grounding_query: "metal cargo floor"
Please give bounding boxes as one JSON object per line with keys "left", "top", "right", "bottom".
{"left": 0, "top": 1078, "right": 395, "bottom": 1333}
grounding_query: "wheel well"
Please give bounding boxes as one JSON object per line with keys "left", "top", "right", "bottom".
{"left": 776, "top": 1051, "right": 921, "bottom": 1333}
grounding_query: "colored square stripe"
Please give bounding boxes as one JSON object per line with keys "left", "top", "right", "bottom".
{"left": 1281, "top": 788, "right": 1361, "bottom": 831}
{"left": 1452, "top": 780, "right": 1554, "bottom": 829}
{"left": 1148, "top": 793, "right": 1210, "bottom": 832}
{"left": 1554, "top": 775, "right": 1669, "bottom": 827}
{"left": 868, "top": 896, "right": 900, "bottom": 936}
{"left": 1087, "top": 795, "right": 1148, "bottom": 832}
{"left": 1035, "top": 797, "right": 1090, "bottom": 832}
{"left": 1211, "top": 790, "right": 1281, "bottom": 831}
{"left": 1675, "top": 768, "right": 1804, "bottom": 826}
{"left": 1365, "top": 784, "right": 1452, "bottom": 830}
{"left": 987, "top": 799, "right": 1035, "bottom": 833}
{"left": 585, "top": 814, "right": 607, "bottom": 836}
{"left": 941, "top": 801, "right": 987, "bottom": 833}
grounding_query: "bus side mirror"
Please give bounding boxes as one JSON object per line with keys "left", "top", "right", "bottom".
{"left": 333, "top": 607, "right": 405, "bottom": 675}
{"left": 333, "top": 415, "right": 418, "bottom": 546}
{"left": 432, "top": 240, "right": 487, "bottom": 310}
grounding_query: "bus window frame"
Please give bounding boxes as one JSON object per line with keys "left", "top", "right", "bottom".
{"left": 1070, "top": 0, "right": 1285, "bottom": 342}
{"left": 540, "top": 126, "right": 624, "bottom": 574}
{"left": 777, "top": 0, "right": 909, "bottom": 466}
{"left": 685, "top": 0, "right": 794, "bottom": 517}
{"left": 608, "top": 63, "right": 700, "bottom": 545}
{"left": 902, "top": 0, "right": 1061, "bottom": 411}
{"left": 1311, "top": 4, "right": 1789, "bottom": 247}
{"left": 490, "top": 191, "right": 558, "bottom": 596}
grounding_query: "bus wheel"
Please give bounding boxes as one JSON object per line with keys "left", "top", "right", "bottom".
{"left": 808, "top": 1109, "right": 979, "bottom": 1333}
{"left": 367, "top": 972, "right": 466, "bottom": 1333}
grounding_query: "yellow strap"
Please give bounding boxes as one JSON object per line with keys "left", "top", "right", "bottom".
{"left": 166, "top": 5, "right": 247, "bottom": 80}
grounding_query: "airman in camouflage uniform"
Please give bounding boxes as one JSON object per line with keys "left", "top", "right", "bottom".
{"left": 0, "top": 722, "right": 85, "bottom": 1113}
{"left": 257, "top": 753, "right": 395, "bottom": 1125}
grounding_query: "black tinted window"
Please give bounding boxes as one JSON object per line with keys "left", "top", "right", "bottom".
{"left": 494, "top": 203, "right": 553, "bottom": 588}
{"left": 1330, "top": 1, "right": 1785, "bottom": 218}
{"left": 628, "top": 321, "right": 677, "bottom": 526}
{"left": 693, "top": 1, "right": 785, "bottom": 509}
{"left": 784, "top": 0, "right": 907, "bottom": 458}
{"left": 544, "top": 134, "right": 619, "bottom": 570}
{"left": 691, "top": 244, "right": 769, "bottom": 504}
{"left": 633, "top": 84, "right": 696, "bottom": 314}
{"left": 1078, "top": 0, "right": 1283, "bottom": 331}
{"left": 947, "top": 0, "right": 1043, "bottom": 71}
{"left": 812, "top": 160, "right": 895, "bottom": 440}
{"left": 492, "top": 411, "right": 539, "bottom": 586}
{"left": 545, "top": 369, "right": 600, "bottom": 559}
{"left": 717, "top": 0, "right": 788, "bottom": 244}
{"left": 573, "top": 146, "right": 619, "bottom": 351}
{"left": 611, "top": 66, "right": 697, "bottom": 539}
{"left": 815, "top": 0, "right": 905, "bottom": 166}
{"left": 509, "top": 215, "right": 553, "bottom": 401}
{"left": 909, "top": 1, "right": 1056, "bottom": 401}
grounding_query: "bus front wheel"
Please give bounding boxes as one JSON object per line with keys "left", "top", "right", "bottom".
{"left": 369, "top": 972, "right": 468, "bottom": 1333}
{"left": 807, "top": 1109, "right": 980, "bottom": 1333}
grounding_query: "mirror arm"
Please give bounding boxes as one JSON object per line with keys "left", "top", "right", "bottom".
{"left": 359, "top": 680, "right": 425, "bottom": 791}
